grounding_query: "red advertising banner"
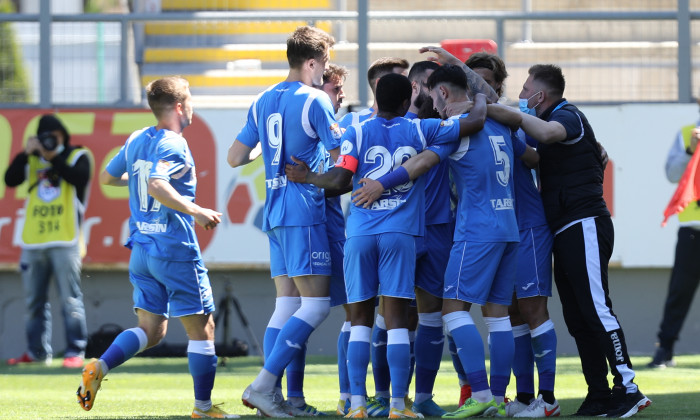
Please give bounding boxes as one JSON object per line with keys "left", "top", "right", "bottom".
{"left": 0, "top": 110, "right": 217, "bottom": 265}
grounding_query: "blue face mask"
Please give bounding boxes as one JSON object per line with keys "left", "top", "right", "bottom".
{"left": 519, "top": 91, "right": 542, "bottom": 115}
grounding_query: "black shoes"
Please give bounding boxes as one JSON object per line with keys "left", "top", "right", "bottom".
{"left": 573, "top": 394, "right": 609, "bottom": 417}
{"left": 606, "top": 386, "right": 652, "bottom": 418}
{"left": 647, "top": 346, "right": 676, "bottom": 368}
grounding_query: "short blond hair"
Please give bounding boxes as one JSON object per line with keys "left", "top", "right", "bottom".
{"left": 146, "top": 76, "right": 190, "bottom": 119}
{"left": 286, "top": 26, "right": 335, "bottom": 69}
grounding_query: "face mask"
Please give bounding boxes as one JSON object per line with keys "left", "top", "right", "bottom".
{"left": 519, "top": 91, "right": 542, "bottom": 115}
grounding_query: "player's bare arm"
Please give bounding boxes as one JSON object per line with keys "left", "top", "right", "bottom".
{"left": 519, "top": 113, "right": 567, "bottom": 144}
{"left": 148, "top": 178, "right": 222, "bottom": 230}
{"left": 99, "top": 170, "right": 128, "bottom": 186}
{"left": 285, "top": 155, "right": 353, "bottom": 191}
{"left": 227, "top": 139, "right": 257, "bottom": 168}
{"left": 419, "top": 46, "right": 499, "bottom": 103}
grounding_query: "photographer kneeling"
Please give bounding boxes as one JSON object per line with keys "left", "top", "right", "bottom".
{"left": 4, "top": 114, "right": 92, "bottom": 368}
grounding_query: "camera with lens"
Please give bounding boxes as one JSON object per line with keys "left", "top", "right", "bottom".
{"left": 37, "top": 131, "right": 59, "bottom": 151}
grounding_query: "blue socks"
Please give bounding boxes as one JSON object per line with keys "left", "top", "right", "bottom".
{"left": 338, "top": 321, "right": 351, "bottom": 396}
{"left": 348, "top": 325, "right": 371, "bottom": 408}
{"left": 371, "top": 315, "right": 390, "bottom": 397}
{"left": 485, "top": 317, "right": 513, "bottom": 400}
{"left": 188, "top": 340, "right": 217, "bottom": 402}
{"left": 414, "top": 312, "right": 444, "bottom": 403}
{"left": 531, "top": 320, "right": 557, "bottom": 393}
{"left": 443, "top": 312, "right": 489, "bottom": 394}
{"left": 512, "top": 324, "right": 535, "bottom": 396}
{"left": 387, "top": 328, "right": 411, "bottom": 400}
{"left": 100, "top": 327, "right": 147, "bottom": 371}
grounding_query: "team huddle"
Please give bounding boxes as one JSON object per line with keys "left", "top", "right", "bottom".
{"left": 75, "top": 26, "right": 651, "bottom": 419}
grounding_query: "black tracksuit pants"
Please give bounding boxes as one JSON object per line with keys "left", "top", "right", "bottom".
{"left": 552, "top": 216, "right": 636, "bottom": 399}
{"left": 657, "top": 226, "right": 700, "bottom": 351}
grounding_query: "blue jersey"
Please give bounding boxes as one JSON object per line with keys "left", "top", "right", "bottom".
{"left": 514, "top": 130, "right": 549, "bottom": 229}
{"left": 323, "top": 148, "right": 346, "bottom": 243}
{"left": 105, "top": 126, "right": 201, "bottom": 261}
{"left": 428, "top": 117, "right": 519, "bottom": 243}
{"left": 338, "top": 107, "right": 374, "bottom": 129}
{"left": 339, "top": 116, "right": 460, "bottom": 238}
{"left": 236, "top": 81, "right": 342, "bottom": 231}
{"left": 404, "top": 112, "right": 453, "bottom": 226}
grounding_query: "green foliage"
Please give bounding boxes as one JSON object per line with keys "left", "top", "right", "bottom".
{"left": 0, "top": 0, "right": 30, "bottom": 103}
{"left": 0, "top": 355, "right": 698, "bottom": 418}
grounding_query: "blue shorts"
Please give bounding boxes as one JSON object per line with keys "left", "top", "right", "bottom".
{"left": 129, "top": 243, "right": 215, "bottom": 318}
{"left": 268, "top": 225, "right": 332, "bottom": 278}
{"left": 344, "top": 233, "right": 416, "bottom": 304}
{"left": 443, "top": 241, "right": 517, "bottom": 306}
{"left": 416, "top": 222, "right": 453, "bottom": 298}
{"left": 515, "top": 225, "right": 553, "bottom": 299}
{"left": 329, "top": 239, "right": 348, "bottom": 307}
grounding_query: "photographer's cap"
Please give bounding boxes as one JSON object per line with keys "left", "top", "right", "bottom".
{"left": 37, "top": 114, "right": 70, "bottom": 145}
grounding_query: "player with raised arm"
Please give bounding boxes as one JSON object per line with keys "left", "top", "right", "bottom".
{"left": 285, "top": 73, "right": 486, "bottom": 419}
{"left": 78, "top": 76, "right": 234, "bottom": 418}
{"left": 227, "top": 26, "right": 341, "bottom": 418}
{"left": 354, "top": 65, "right": 524, "bottom": 418}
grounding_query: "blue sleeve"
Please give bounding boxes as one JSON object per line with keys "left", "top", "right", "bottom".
{"left": 105, "top": 145, "right": 127, "bottom": 177}
{"left": 512, "top": 132, "right": 527, "bottom": 158}
{"left": 236, "top": 104, "right": 260, "bottom": 148}
{"left": 310, "top": 95, "right": 343, "bottom": 151}
{"left": 150, "top": 135, "right": 188, "bottom": 181}
{"left": 422, "top": 118, "right": 460, "bottom": 161}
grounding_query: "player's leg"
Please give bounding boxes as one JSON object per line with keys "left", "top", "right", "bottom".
{"left": 509, "top": 295, "right": 535, "bottom": 412}
{"left": 378, "top": 232, "right": 419, "bottom": 418}
{"left": 412, "top": 221, "right": 451, "bottom": 416}
{"left": 345, "top": 235, "right": 380, "bottom": 417}
{"left": 442, "top": 241, "right": 505, "bottom": 418}
{"left": 483, "top": 243, "right": 517, "bottom": 407}
{"left": 413, "top": 288, "right": 446, "bottom": 416}
{"left": 77, "top": 244, "right": 164, "bottom": 411}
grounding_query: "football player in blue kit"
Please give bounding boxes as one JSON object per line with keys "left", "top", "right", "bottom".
{"left": 79, "top": 76, "right": 235, "bottom": 418}
{"left": 286, "top": 73, "right": 487, "bottom": 419}
{"left": 227, "top": 26, "right": 342, "bottom": 418}
{"left": 338, "top": 56, "right": 411, "bottom": 418}
{"left": 354, "top": 65, "right": 524, "bottom": 418}
{"left": 404, "top": 60, "right": 451, "bottom": 418}
{"left": 465, "top": 53, "right": 560, "bottom": 418}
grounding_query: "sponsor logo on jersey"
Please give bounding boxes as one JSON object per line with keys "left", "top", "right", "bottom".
{"left": 369, "top": 198, "right": 406, "bottom": 210}
{"left": 440, "top": 119, "right": 455, "bottom": 127}
{"left": 265, "top": 174, "right": 288, "bottom": 189}
{"left": 136, "top": 221, "right": 168, "bottom": 233}
{"left": 491, "top": 198, "right": 514, "bottom": 210}
{"left": 340, "top": 139, "right": 353, "bottom": 155}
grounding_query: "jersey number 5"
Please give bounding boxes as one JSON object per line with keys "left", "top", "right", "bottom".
{"left": 489, "top": 135, "right": 511, "bottom": 187}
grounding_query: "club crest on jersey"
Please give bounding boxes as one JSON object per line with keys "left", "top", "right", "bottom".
{"left": 155, "top": 159, "right": 173, "bottom": 174}
{"left": 440, "top": 120, "right": 455, "bottom": 127}
{"left": 340, "top": 140, "right": 353, "bottom": 155}
{"left": 330, "top": 123, "right": 343, "bottom": 139}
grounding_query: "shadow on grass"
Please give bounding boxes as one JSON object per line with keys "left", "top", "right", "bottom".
{"left": 0, "top": 355, "right": 265, "bottom": 375}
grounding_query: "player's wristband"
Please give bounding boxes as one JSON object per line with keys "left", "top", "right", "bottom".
{"left": 377, "top": 166, "right": 410, "bottom": 190}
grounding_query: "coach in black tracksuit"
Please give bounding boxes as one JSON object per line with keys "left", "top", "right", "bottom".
{"left": 489, "top": 64, "right": 650, "bottom": 418}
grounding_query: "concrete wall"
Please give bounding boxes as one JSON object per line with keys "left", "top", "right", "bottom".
{"left": 1, "top": 266, "right": 698, "bottom": 361}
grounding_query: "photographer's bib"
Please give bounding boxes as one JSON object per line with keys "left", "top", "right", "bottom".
{"left": 21, "top": 149, "right": 88, "bottom": 248}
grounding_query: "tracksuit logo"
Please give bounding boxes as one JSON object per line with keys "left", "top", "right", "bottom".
{"left": 610, "top": 332, "right": 624, "bottom": 363}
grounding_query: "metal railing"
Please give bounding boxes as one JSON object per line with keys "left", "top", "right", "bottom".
{"left": 0, "top": 0, "right": 697, "bottom": 108}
